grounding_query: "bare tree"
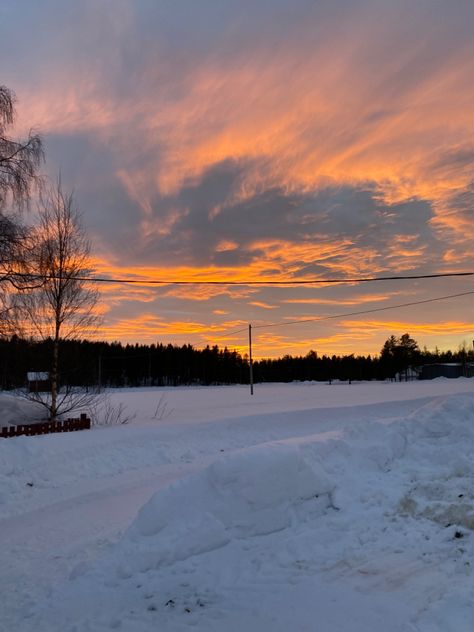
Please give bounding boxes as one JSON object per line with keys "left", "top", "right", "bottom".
{"left": 0, "top": 85, "right": 44, "bottom": 333}
{"left": 0, "top": 85, "right": 43, "bottom": 210}
{"left": 0, "top": 213, "right": 25, "bottom": 328}
{"left": 18, "top": 179, "right": 99, "bottom": 419}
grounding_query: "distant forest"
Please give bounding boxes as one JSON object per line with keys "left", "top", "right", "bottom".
{"left": 1, "top": 335, "right": 472, "bottom": 390}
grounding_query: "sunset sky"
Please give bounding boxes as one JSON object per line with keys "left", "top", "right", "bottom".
{"left": 1, "top": 0, "right": 473, "bottom": 358}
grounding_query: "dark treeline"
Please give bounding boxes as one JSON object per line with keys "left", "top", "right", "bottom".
{"left": 0, "top": 335, "right": 472, "bottom": 389}
{"left": 0, "top": 337, "right": 247, "bottom": 389}
{"left": 256, "top": 340, "right": 473, "bottom": 383}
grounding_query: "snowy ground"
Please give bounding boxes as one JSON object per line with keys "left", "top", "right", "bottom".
{"left": 1, "top": 379, "right": 474, "bottom": 631}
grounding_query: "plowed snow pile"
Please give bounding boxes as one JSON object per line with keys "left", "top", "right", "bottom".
{"left": 129, "top": 443, "right": 334, "bottom": 552}
{"left": 1, "top": 380, "right": 474, "bottom": 631}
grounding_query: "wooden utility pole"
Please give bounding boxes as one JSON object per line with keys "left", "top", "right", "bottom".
{"left": 249, "top": 323, "right": 254, "bottom": 395}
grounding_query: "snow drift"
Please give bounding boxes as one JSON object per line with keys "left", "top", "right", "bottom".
{"left": 120, "top": 443, "right": 335, "bottom": 572}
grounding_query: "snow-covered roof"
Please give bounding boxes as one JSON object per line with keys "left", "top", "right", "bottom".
{"left": 422, "top": 363, "right": 461, "bottom": 367}
{"left": 27, "top": 372, "right": 49, "bottom": 381}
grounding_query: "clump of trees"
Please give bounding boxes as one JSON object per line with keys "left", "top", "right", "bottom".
{"left": 379, "top": 333, "right": 421, "bottom": 379}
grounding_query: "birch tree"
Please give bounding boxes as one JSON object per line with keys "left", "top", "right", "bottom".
{"left": 19, "top": 180, "right": 98, "bottom": 419}
{"left": 0, "top": 84, "right": 43, "bottom": 331}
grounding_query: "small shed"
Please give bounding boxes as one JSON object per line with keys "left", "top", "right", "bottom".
{"left": 27, "top": 372, "right": 51, "bottom": 393}
{"left": 419, "top": 363, "right": 463, "bottom": 380}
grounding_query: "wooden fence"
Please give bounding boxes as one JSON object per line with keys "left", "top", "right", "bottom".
{"left": 1, "top": 413, "right": 91, "bottom": 438}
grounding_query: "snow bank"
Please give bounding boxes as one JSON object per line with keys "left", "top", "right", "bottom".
{"left": 120, "top": 443, "right": 335, "bottom": 571}
{"left": 394, "top": 395, "right": 474, "bottom": 532}
{"left": 0, "top": 392, "right": 43, "bottom": 426}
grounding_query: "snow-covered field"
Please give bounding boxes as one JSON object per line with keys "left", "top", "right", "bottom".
{"left": 1, "top": 379, "right": 474, "bottom": 631}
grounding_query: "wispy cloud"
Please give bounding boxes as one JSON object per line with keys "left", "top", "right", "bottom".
{"left": 2, "top": 0, "right": 473, "bottom": 355}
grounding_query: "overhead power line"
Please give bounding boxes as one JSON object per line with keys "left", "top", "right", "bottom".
{"left": 251, "top": 290, "right": 474, "bottom": 332}
{"left": 221, "top": 289, "right": 474, "bottom": 338}
{"left": 10, "top": 270, "right": 474, "bottom": 286}
{"left": 222, "top": 327, "right": 249, "bottom": 337}
{"left": 12, "top": 271, "right": 472, "bottom": 344}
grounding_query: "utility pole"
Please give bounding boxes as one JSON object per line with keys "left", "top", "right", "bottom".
{"left": 249, "top": 323, "right": 254, "bottom": 395}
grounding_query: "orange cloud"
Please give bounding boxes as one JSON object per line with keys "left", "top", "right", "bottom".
{"left": 16, "top": 22, "right": 474, "bottom": 235}
{"left": 91, "top": 240, "right": 383, "bottom": 293}
{"left": 96, "top": 313, "right": 247, "bottom": 344}
{"left": 282, "top": 292, "right": 404, "bottom": 306}
{"left": 248, "top": 301, "right": 277, "bottom": 310}
{"left": 215, "top": 240, "right": 239, "bottom": 252}
{"left": 341, "top": 319, "right": 474, "bottom": 337}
